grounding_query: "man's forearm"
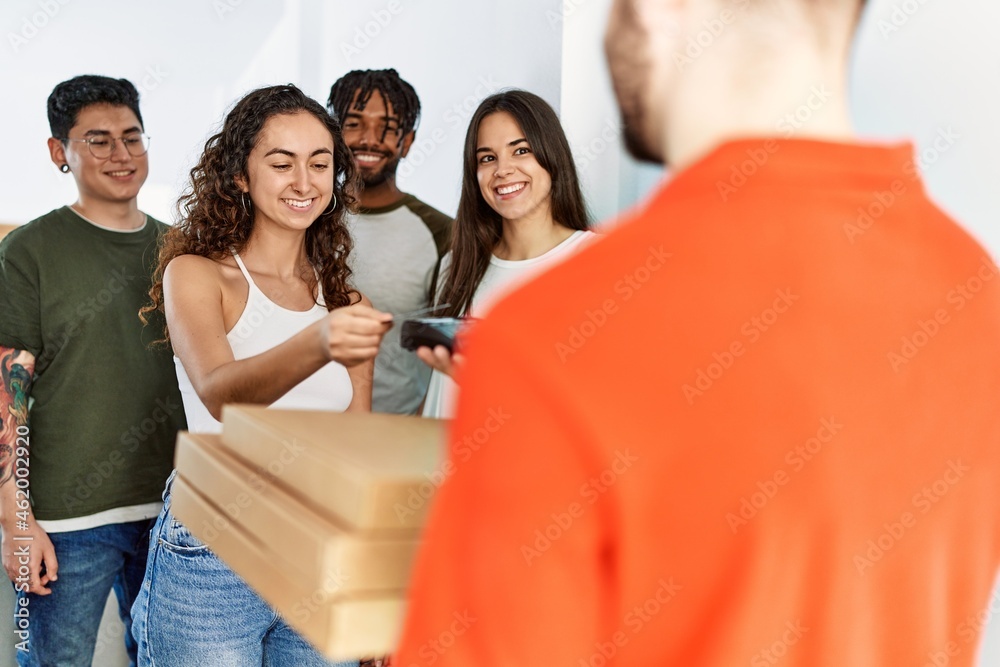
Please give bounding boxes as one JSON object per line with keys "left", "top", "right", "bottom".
{"left": 0, "top": 346, "right": 35, "bottom": 517}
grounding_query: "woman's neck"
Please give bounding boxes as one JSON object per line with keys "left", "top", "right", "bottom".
{"left": 241, "top": 226, "right": 310, "bottom": 281}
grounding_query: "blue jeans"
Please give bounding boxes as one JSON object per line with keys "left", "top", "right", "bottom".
{"left": 131, "top": 474, "right": 356, "bottom": 667}
{"left": 13, "top": 518, "right": 155, "bottom": 667}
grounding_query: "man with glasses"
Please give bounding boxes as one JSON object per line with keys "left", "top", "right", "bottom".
{"left": 0, "top": 74, "right": 184, "bottom": 666}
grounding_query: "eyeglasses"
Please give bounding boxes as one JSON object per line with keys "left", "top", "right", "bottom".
{"left": 61, "top": 133, "right": 151, "bottom": 159}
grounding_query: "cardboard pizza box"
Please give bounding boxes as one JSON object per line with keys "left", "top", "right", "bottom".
{"left": 219, "top": 405, "right": 446, "bottom": 532}
{"left": 174, "top": 431, "right": 421, "bottom": 593}
{"left": 170, "top": 474, "right": 406, "bottom": 659}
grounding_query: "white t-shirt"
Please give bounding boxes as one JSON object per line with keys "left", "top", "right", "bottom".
{"left": 422, "top": 230, "right": 597, "bottom": 419}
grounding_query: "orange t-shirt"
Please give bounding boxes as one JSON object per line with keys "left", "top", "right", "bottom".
{"left": 396, "top": 139, "right": 1000, "bottom": 666}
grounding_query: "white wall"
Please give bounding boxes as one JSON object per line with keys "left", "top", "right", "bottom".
{"left": 852, "top": 0, "right": 1000, "bottom": 258}
{"left": 559, "top": 0, "right": 666, "bottom": 228}
{"left": 0, "top": 0, "right": 563, "bottom": 225}
{"left": 560, "top": 0, "right": 999, "bottom": 262}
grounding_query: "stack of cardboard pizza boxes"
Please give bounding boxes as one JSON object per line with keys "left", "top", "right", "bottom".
{"left": 170, "top": 405, "right": 445, "bottom": 660}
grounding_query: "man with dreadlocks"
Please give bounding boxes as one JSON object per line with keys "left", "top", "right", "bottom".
{"left": 328, "top": 69, "right": 452, "bottom": 415}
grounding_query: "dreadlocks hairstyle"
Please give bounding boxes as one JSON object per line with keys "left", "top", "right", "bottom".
{"left": 141, "top": 84, "right": 361, "bottom": 342}
{"left": 327, "top": 68, "right": 421, "bottom": 144}
{"left": 438, "top": 90, "right": 591, "bottom": 319}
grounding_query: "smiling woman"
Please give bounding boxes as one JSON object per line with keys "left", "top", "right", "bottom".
{"left": 419, "top": 90, "right": 597, "bottom": 419}
{"left": 474, "top": 111, "right": 555, "bottom": 230}
{"left": 132, "top": 84, "right": 391, "bottom": 667}
{"left": 237, "top": 113, "right": 338, "bottom": 235}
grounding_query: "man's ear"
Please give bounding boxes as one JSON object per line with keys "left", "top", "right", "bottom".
{"left": 399, "top": 131, "right": 415, "bottom": 158}
{"left": 47, "top": 137, "right": 68, "bottom": 171}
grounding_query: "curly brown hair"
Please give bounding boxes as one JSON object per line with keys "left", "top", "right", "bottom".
{"left": 141, "top": 84, "right": 361, "bottom": 341}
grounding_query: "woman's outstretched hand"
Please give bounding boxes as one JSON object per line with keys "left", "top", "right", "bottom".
{"left": 320, "top": 304, "right": 393, "bottom": 366}
{"left": 416, "top": 345, "right": 466, "bottom": 380}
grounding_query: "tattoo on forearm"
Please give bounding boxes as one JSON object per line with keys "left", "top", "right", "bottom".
{"left": 0, "top": 348, "right": 34, "bottom": 488}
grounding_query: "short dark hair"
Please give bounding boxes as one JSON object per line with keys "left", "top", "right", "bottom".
{"left": 327, "top": 68, "right": 421, "bottom": 142}
{"left": 47, "top": 75, "right": 143, "bottom": 139}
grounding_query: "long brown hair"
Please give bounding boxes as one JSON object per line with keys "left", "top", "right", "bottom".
{"left": 141, "top": 84, "right": 361, "bottom": 341}
{"left": 438, "top": 90, "right": 590, "bottom": 318}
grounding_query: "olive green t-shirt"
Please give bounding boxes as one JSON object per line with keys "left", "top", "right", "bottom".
{"left": 0, "top": 206, "right": 185, "bottom": 520}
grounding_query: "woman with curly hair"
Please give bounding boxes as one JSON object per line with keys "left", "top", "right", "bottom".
{"left": 131, "top": 84, "right": 390, "bottom": 666}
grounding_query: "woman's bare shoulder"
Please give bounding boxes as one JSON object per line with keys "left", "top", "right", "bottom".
{"left": 166, "top": 253, "right": 243, "bottom": 278}
{"left": 163, "top": 254, "right": 233, "bottom": 293}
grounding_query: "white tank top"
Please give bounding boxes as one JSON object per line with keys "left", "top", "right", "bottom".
{"left": 174, "top": 253, "right": 354, "bottom": 434}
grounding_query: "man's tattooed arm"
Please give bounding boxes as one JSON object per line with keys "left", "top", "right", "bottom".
{"left": 0, "top": 346, "right": 34, "bottom": 488}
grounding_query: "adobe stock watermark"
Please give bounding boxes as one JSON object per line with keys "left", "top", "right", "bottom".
{"left": 682, "top": 289, "right": 799, "bottom": 405}
{"left": 577, "top": 577, "right": 683, "bottom": 667}
{"left": 38, "top": 266, "right": 138, "bottom": 368}
{"left": 397, "top": 75, "right": 503, "bottom": 180}
{"left": 213, "top": 0, "right": 244, "bottom": 19}
{"left": 133, "top": 65, "right": 169, "bottom": 98}
{"left": 61, "top": 395, "right": 182, "bottom": 512}
{"left": 904, "top": 126, "right": 961, "bottom": 179}
{"left": 716, "top": 85, "right": 833, "bottom": 202}
{"left": 750, "top": 620, "right": 809, "bottom": 666}
{"left": 876, "top": 0, "right": 934, "bottom": 40}
{"left": 555, "top": 245, "right": 672, "bottom": 363}
{"left": 393, "top": 406, "right": 512, "bottom": 523}
{"left": 289, "top": 568, "right": 351, "bottom": 625}
{"left": 52, "top": 267, "right": 136, "bottom": 356}
{"left": 923, "top": 586, "right": 1000, "bottom": 667}
{"left": 574, "top": 117, "right": 623, "bottom": 174}
{"left": 726, "top": 417, "right": 843, "bottom": 533}
{"left": 853, "top": 459, "right": 969, "bottom": 575}
{"left": 886, "top": 255, "right": 998, "bottom": 372}
{"left": 406, "top": 610, "right": 477, "bottom": 666}
{"left": 546, "top": 0, "right": 592, "bottom": 30}
{"left": 192, "top": 437, "right": 307, "bottom": 544}
{"left": 521, "top": 449, "right": 639, "bottom": 565}
{"left": 844, "top": 126, "right": 959, "bottom": 244}
{"left": 339, "top": 0, "right": 404, "bottom": 64}
{"left": 673, "top": 0, "right": 750, "bottom": 72}
{"left": 8, "top": 0, "right": 72, "bottom": 53}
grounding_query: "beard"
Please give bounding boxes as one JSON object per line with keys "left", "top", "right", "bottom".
{"left": 357, "top": 153, "right": 401, "bottom": 188}
{"left": 605, "top": 0, "right": 666, "bottom": 166}
{"left": 612, "top": 68, "right": 665, "bottom": 165}
{"left": 620, "top": 108, "right": 664, "bottom": 165}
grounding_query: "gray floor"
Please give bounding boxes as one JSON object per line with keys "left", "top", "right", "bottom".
{"left": 2, "top": 576, "right": 1000, "bottom": 665}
